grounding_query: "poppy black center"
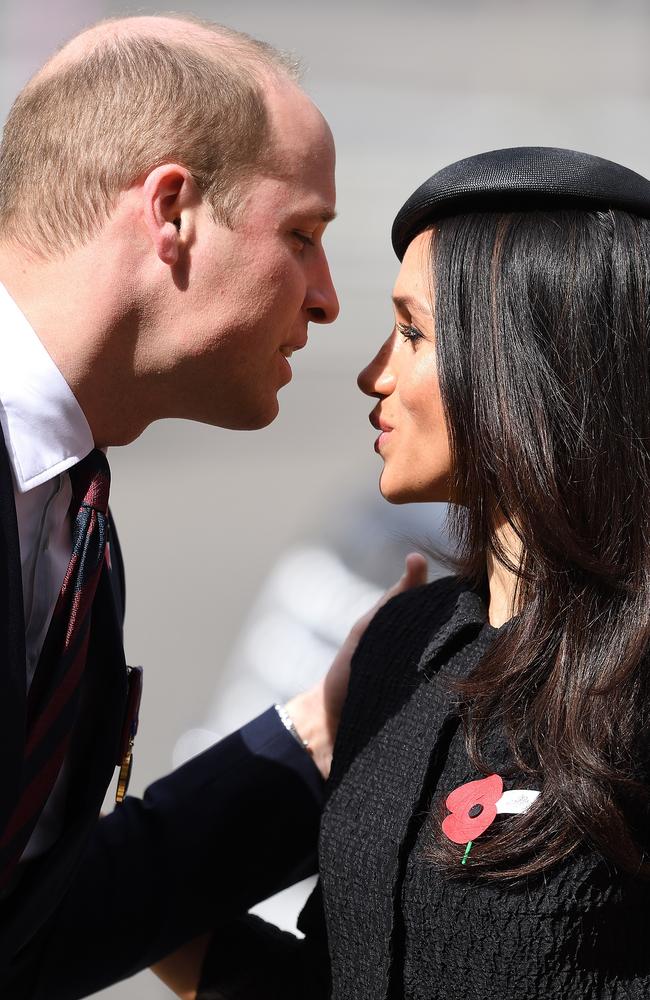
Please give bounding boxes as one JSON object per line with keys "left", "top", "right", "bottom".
{"left": 468, "top": 803, "right": 483, "bottom": 818}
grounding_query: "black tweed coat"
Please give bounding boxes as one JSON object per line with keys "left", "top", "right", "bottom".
{"left": 198, "top": 576, "right": 650, "bottom": 999}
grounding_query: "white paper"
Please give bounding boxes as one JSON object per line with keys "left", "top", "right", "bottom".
{"left": 495, "top": 789, "right": 540, "bottom": 815}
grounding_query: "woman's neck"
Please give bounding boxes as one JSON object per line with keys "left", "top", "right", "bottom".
{"left": 486, "top": 519, "right": 522, "bottom": 627}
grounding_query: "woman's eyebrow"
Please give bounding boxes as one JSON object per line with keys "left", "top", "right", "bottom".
{"left": 392, "top": 294, "right": 432, "bottom": 315}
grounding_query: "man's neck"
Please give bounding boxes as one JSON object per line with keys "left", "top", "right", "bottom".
{"left": 0, "top": 243, "right": 149, "bottom": 448}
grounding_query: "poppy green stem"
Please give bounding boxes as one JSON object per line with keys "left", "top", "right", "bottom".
{"left": 461, "top": 841, "right": 473, "bottom": 865}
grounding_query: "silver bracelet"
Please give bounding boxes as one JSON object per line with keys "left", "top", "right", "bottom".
{"left": 274, "top": 703, "right": 310, "bottom": 751}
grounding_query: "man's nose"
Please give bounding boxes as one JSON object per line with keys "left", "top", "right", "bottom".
{"left": 357, "top": 337, "right": 396, "bottom": 397}
{"left": 306, "top": 252, "right": 340, "bottom": 324}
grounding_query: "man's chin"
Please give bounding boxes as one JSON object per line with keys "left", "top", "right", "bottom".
{"left": 221, "top": 397, "right": 280, "bottom": 431}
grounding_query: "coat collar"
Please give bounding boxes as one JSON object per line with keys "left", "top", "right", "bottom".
{"left": 0, "top": 283, "right": 93, "bottom": 494}
{"left": 316, "top": 578, "right": 497, "bottom": 1000}
{"left": 417, "top": 583, "right": 490, "bottom": 675}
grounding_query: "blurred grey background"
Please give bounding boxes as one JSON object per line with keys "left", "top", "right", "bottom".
{"left": 1, "top": 0, "right": 649, "bottom": 996}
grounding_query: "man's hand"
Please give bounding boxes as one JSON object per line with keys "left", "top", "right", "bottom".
{"left": 152, "top": 555, "right": 427, "bottom": 999}
{"left": 284, "top": 552, "right": 427, "bottom": 779}
{"left": 152, "top": 933, "right": 211, "bottom": 1000}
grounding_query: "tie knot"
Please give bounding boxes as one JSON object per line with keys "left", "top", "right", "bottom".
{"left": 70, "top": 449, "right": 111, "bottom": 515}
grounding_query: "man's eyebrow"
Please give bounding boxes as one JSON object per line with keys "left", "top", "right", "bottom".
{"left": 295, "top": 206, "right": 337, "bottom": 223}
{"left": 392, "top": 294, "right": 431, "bottom": 315}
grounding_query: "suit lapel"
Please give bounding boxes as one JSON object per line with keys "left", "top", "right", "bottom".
{"left": 0, "top": 566, "right": 128, "bottom": 962}
{"left": 0, "top": 428, "right": 127, "bottom": 958}
{"left": 0, "top": 427, "right": 26, "bottom": 833}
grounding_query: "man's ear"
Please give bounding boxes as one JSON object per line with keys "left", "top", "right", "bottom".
{"left": 142, "top": 164, "right": 195, "bottom": 267}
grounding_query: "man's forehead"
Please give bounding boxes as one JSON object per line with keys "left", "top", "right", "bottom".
{"left": 234, "top": 169, "right": 334, "bottom": 222}
{"left": 245, "top": 144, "right": 336, "bottom": 222}
{"left": 257, "top": 189, "right": 336, "bottom": 226}
{"left": 265, "top": 79, "right": 334, "bottom": 161}
{"left": 272, "top": 181, "right": 336, "bottom": 223}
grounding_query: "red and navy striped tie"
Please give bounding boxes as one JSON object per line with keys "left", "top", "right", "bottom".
{"left": 0, "top": 449, "right": 110, "bottom": 888}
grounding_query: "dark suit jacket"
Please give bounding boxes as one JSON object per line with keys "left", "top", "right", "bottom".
{"left": 0, "top": 434, "right": 322, "bottom": 999}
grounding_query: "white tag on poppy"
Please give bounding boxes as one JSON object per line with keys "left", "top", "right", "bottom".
{"left": 495, "top": 789, "right": 540, "bottom": 815}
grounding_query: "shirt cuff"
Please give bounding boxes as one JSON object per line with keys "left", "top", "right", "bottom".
{"left": 239, "top": 706, "right": 324, "bottom": 807}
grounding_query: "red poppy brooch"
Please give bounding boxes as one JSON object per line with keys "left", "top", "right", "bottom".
{"left": 442, "top": 775, "right": 539, "bottom": 865}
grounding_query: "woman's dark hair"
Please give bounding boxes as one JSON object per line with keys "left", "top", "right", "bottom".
{"left": 428, "top": 208, "right": 650, "bottom": 879}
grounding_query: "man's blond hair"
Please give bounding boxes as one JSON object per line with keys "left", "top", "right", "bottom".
{"left": 0, "top": 17, "right": 299, "bottom": 257}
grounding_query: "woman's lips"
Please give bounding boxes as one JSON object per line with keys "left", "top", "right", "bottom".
{"left": 374, "top": 429, "right": 393, "bottom": 453}
{"left": 370, "top": 412, "right": 394, "bottom": 453}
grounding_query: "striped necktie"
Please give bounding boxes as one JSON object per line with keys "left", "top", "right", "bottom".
{"left": 0, "top": 449, "right": 110, "bottom": 888}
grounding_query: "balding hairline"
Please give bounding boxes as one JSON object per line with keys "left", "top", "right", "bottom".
{"left": 40, "top": 13, "right": 302, "bottom": 88}
{"left": 0, "top": 16, "right": 302, "bottom": 257}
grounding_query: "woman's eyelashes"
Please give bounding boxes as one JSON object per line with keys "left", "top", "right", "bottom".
{"left": 396, "top": 322, "right": 425, "bottom": 346}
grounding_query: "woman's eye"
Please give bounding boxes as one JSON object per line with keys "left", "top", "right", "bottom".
{"left": 396, "top": 322, "right": 424, "bottom": 346}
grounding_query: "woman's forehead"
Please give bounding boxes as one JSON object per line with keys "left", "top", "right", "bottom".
{"left": 392, "top": 232, "right": 433, "bottom": 313}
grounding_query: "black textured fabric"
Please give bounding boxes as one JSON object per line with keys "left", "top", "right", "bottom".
{"left": 197, "top": 576, "right": 650, "bottom": 999}
{"left": 320, "top": 576, "right": 650, "bottom": 999}
{"left": 392, "top": 146, "right": 650, "bottom": 259}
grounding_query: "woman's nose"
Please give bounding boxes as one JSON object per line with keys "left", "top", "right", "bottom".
{"left": 357, "top": 336, "right": 397, "bottom": 398}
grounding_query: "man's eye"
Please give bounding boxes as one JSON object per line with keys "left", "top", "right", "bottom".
{"left": 396, "top": 322, "right": 424, "bottom": 345}
{"left": 292, "top": 231, "right": 315, "bottom": 249}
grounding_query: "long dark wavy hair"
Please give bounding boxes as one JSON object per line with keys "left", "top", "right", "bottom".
{"left": 427, "top": 208, "right": 650, "bottom": 879}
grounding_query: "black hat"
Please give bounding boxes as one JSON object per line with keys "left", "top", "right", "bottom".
{"left": 391, "top": 146, "right": 650, "bottom": 260}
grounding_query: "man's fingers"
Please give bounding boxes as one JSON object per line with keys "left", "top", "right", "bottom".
{"left": 305, "top": 552, "right": 430, "bottom": 778}
{"left": 355, "top": 552, "right": 428, "bottom": 633}
{"left": 401, "top": 552, "right": 428, "bottom": 590}
{"left": 386, "top": 552, "right": 428, "bottom": 601}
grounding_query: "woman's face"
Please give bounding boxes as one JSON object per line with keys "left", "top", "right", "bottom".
{"left": 357, "top": 230, "right": 452, "bottom": 503}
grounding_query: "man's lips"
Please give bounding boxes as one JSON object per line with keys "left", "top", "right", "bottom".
{"left": 279, "top": 336, "right": 308, "bottom": 359}
{"left": 369, "top": 410, "right": 393, "bottom": 433}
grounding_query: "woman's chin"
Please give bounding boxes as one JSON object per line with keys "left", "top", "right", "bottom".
{"left": 379, "top": 470, "right": 451, "bottom": 505}
{"left": 379, "top": 476, "right": 423, "bottom": 505}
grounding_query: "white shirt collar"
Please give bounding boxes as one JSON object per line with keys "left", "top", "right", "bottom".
{"left": 0, "top": 283, "right": 94, "bottom": 493}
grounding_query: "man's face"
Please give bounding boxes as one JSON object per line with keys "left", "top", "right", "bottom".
{"left": 154, "top": 81, "right": 339, "bottom": 430}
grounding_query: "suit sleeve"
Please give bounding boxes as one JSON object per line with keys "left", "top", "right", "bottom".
{"left": 195, "top": 880, "right": 331, "bottom": 1000}
{"left": 29, "top": 708, "right": 323, "bottom": 1000}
